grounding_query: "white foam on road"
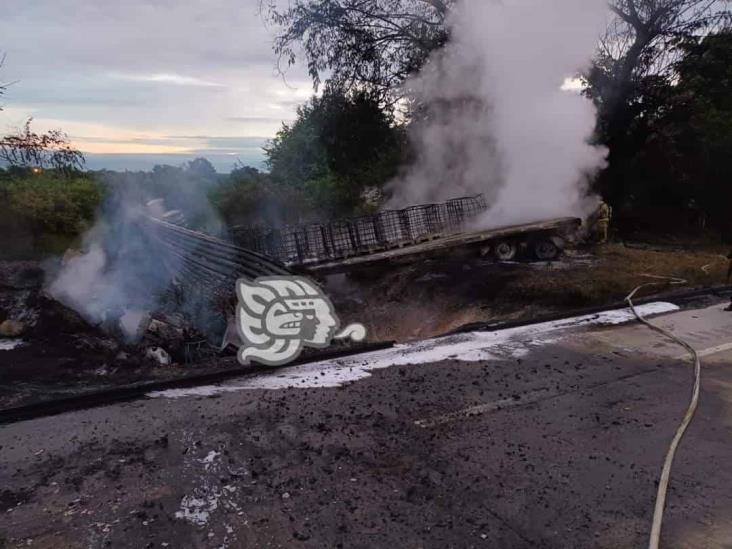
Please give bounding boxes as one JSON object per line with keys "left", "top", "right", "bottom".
{"left": 149, "top": 302, "right": 679, "bottom": 399}
{"left": 175, "top": 494, "right": 219, "bottom": 527}
{"left": 174, "top": 433, "right": 243, "bottom": 539}
{"left": 0, "top": 339, "right": 24, "bottom": 351}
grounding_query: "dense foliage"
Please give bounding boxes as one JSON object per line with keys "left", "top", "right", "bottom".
{"left": 591, "top": 31, "right": 732, "bottom": 236}
{"left": 209, "top": 165, "right": 310, "bottom": 227}
{"left": 0, "top": 168, "right": 102, "bottom": 235}
{"left": 264, "top": 87, "right": 407, "bottom": 217}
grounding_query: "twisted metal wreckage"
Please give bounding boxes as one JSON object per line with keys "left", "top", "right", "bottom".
{"left": 230, "top": 195, "right": 490, "bottom": 266}
{"left": 144, "top": 195, "right": 490, "bottom": 292}
{"left": 143, "top": 193, "right": 581, "bottom": 293}
{"left": 139, "top": 195, "right": 579, "bottom": 358}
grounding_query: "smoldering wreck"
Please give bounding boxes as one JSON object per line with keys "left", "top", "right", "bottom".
{"left": 0, "top": 185, "right": 585, "bottom": 410}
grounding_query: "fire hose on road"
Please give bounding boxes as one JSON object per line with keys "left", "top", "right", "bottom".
{"left": 625, "top": 275, "right": 701, "bottom": 549}
{"left": 142, "top": 206, "right": 707, "bottom": 548}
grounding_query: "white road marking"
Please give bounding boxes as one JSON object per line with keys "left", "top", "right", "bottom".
{"left": 415, "top": 389, "right": 552, "bottom": 428}
{"left": 677, "top": 342, "right": 732, "bottom": 360}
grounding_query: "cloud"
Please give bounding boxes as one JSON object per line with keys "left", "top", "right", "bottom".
{"left": 71, "top": 133, "right": 268, "bottom": 156}
{"left": 226, "top": 116, "right": 291, "bottom": 123}
{"left": 163, "top": 135, "right": 269, "bottom": 147}
{"left": 0, "top": 0, "right": 312, "bottom": 170}
{"left": 109, "top": 72, "right": 225, "bottom": 88}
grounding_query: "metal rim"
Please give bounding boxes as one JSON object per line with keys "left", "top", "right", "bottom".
{"left": 534, "top": 240, "right": 559, "bottom": 260}
{"left": 494, "top": 241, "right": 517, "bottom": 261}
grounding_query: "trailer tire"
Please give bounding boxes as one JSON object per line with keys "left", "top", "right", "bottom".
{"left": 533, "top": 239, "right": 560, "bottom": 261}
{"left": 494, "top": 241, "right": 517, "bottom": 261}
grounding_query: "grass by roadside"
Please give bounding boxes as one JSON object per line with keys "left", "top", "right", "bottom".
{"left": 332, "top": 242, "right": 731, "bottom": 342}
{"left": 501, "top": 243, "right": 729, "bottom": 308}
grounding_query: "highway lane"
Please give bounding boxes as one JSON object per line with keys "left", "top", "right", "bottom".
{"left": 1, "top": 299, "right": 731, "bottom": 548}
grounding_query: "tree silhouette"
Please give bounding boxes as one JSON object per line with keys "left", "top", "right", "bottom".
{"left": 0, "top": 118, "right": 85, "bottom": 173}
{"left": 262, "top": 0, "right": 452, "bottom": 101}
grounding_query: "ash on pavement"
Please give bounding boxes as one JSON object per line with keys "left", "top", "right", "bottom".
{"left": 1, "top": 300, "right": 732, "bottom": 548}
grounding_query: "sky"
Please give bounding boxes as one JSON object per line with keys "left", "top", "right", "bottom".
{"left": 0, "top": 0, "right": 313, "bottom": 172}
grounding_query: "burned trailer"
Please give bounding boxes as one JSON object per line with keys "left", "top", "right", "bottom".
{"left": 229, "top": 194, "right": 581, "bottom": 275}
{"left": 305, "top": 217, "right": 583, "bottom": 275}
{"left": 230, "top": 194, "right": 489, "bottom": 267}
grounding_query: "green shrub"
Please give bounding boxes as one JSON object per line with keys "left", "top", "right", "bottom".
{"left": 0, "top": 170, "right": 103, "bottom": 235}
{"left": 209, "top": 166, "right": 313, "bottom": 227}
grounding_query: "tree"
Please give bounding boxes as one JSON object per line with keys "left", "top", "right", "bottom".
{"left": 0, "top": 58, "right": 84, "bottom": 174}
{"left": 0, "top": 118, "right": 85, "bottom": 173}
{"left": 588, "top": 30, "right": 732, "bottom": 237}
{"left": 590, "top": 0, "right": 729, "bottom": 143}
{"left": 209, "top": 166, "right": 311, "bottom": 227}
{"left": 262, "top": 0, "right": 452, "bottom": 100}
{"left": 266, "top": 102, "right": 329, "bottom": 187}
{"left": 668, "top": 32, "right": 732, "bottom": 236}
{"left": 185, "top": 157, "right": 218, "bottom": 182}
{"left": 264, "top": 87, "right": 406, "bottom": 216}
{"left": 588, "top": 0, "right": 730, "bottom": 205}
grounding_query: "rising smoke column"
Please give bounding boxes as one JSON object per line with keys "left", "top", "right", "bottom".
{"left": 387, "top": 0, "right": 608, "bottom": 226}
{"left": 47, "top": 191, "right": 181, "bottom": 341}
{"left": 47, "top": 175, "right": 226, "bottom": 342}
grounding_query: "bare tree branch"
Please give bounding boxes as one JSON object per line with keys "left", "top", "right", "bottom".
{"left": 262, "top": 0, "right": 453, "bottom": 101}
{"left": 0, "top": 118, "right": 85, "bottom": 173}
{"left": 588, "top": 0, "right": 731, "bottom": 199}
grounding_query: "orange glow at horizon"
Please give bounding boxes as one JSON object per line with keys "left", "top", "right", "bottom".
{"left": 73, "top": 140, "right": 194, "bottom": 155}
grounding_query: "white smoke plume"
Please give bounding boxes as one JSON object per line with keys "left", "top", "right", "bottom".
{"left": 47, "top": 174, "right": 225, "bottom": 342}
{"left": 387, "top": 0, "right": 609, "bottom": 227}
{"left": 47, "top": 200, "right": 174, "bottom": 341}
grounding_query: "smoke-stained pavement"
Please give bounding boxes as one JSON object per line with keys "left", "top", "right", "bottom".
{"left": 1, "top": 299, "right": 732, "bottom": 548}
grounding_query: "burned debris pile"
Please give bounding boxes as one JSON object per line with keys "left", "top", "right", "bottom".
{"left": 0, "top": 259, "right": 220, "bottom": 373}
{"left": 0, "top": 261, "right": 44, "bottom": 338}
{"left": 0, "top": 201, "right": 296, "bottom": 376}
{"left": 0, "top": 199, "right": 303, "bottom": 403}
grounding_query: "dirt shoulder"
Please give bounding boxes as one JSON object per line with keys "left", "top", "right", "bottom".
{"left": 330, "top": 242, "right": 731, "bottom": 341}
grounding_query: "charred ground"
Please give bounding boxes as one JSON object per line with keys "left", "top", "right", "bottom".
{"left": 0, "top": 240, "right": 728, "bottom": 409}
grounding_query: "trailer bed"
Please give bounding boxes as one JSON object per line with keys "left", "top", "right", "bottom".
{"left": 305, "top": 217, "right": 582, "bottom": 275}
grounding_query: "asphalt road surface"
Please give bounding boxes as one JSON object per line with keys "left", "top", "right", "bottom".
{"left": 1, "top": 297, "right": 732, "bottom": 548}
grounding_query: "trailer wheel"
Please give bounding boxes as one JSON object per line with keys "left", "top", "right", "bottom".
{"left": 533, "top": 239, "right": 559, "bottom": 261}
{"left": 494, "top": 241, "right": 517, "bottom": 261}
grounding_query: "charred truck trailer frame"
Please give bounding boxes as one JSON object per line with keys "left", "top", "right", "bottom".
{"left": 231, "top": 195, "right": 581, "bottom": 273}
